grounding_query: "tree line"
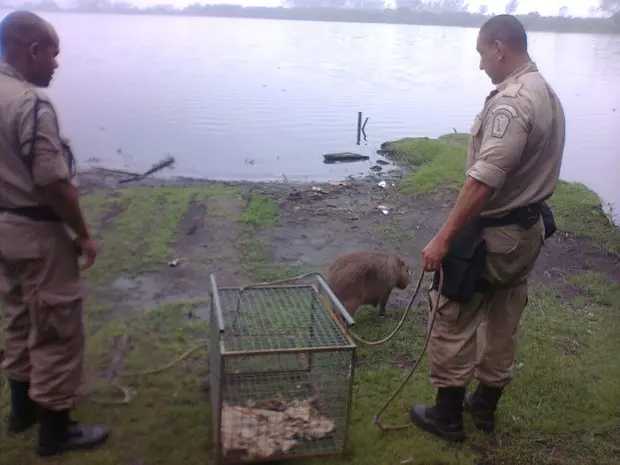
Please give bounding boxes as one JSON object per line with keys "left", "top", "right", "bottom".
{"left": 13, "top": 0, "right": 620, "bottom": 35}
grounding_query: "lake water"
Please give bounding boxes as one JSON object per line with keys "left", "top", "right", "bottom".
{"left": 30, "top": 12, "right": 620, "bottom": 211}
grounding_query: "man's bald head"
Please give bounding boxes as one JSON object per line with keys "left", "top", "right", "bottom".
{"left": 0, "top": 10, "right": 59, "bottom": 87}
{"left": 476, "top": 14, "right": 531, "bottom": 85}
{"left": 0, "top": 10, "right": 57, "bottom": 56}
{"left": 479, "top": 14, "right": 528, "bottom": 54}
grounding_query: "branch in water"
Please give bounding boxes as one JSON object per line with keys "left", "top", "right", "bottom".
{"left": 118, "top": 155, "right": 176, "bottom": 184}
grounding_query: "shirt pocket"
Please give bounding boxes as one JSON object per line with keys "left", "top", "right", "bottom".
{"left": 468, "top": 116, "right": 483, "bottom": 159}
{"left": 469, "top": 116, "right": 483, "bottom": 136}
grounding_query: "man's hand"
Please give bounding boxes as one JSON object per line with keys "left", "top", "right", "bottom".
{"left": 422, "top": 234, "right": 449, "bottom": 271}
{"left": 74, "top": 237, "right": 97, "bottom": 271}
{"left": 422, "top": 177, "right": 494, "bottom": 272}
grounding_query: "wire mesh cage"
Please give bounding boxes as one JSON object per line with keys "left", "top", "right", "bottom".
{"left": 209, "top": 273, "right": 357, "bottom": 465}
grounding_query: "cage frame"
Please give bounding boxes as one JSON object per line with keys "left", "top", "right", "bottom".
{"left": 208, "top": 273, "right": 358, "bottom": 465}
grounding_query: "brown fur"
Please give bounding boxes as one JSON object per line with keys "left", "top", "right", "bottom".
{"left": 326, "top": 250, "right": 411, "bottom": 320}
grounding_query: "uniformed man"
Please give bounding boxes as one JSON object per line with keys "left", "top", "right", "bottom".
{"left": 0, "top": 10, "right": 109, "bottom": 457}
{"left": 410, "top": 14, "right": 566, "bottom": 441}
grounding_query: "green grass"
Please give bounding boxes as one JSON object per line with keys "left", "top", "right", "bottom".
{"left": 3, "top": 274, "right": 617, "bottom": 465}
{"left": 373, "top": 224, "right": 410, "bottom": 249}
{"left": 0, "top": 302, "right": 213, "bottom": 465}
{"left": 548, "top": 181, "right": 620, "bottom": 255}
{"left": 381, "top": 136, "right": 467, "bottom": 195}
{"left": 382, "top": 132, "right": 620, "bottom": 256}
{"left": 236, "top": 192, "right": 304, "bottom": 280}
{"left": 240, "top": 192, "right": 279, "bottom": 228}
{"left": 85, "top": 185, "right": 239, "bottom": 285}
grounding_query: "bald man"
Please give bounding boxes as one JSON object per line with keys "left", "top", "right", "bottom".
{"left": 0, "top": 10, "right": 108, "bottom": 457}
{"left": 410, "top": 15, "right": 565, "bottom": 441}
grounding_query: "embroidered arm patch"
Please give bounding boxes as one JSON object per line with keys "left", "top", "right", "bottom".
{"left": 491, "top": 113, "right": 510, "bottom": 138}
{"left": 490, "top": 103, "right": 519, "bottom": 139}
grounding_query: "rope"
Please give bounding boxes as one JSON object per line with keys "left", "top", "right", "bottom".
{"left": 344, "top": 268, "right": 429, "bottom": 348}
{"left": 372, "top": 267, "right": 442, "bottom": 432}
{"left": 81, "top": 342, "right": 208, "bottom": 405}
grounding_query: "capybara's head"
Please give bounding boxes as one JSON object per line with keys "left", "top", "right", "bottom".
{"left": 395, "top": 256, "right": 411, "bottom": 289}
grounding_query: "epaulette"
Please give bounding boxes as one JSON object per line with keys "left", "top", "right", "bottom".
{"left": 500, "top": 82, "right": 523, "bottom": 98}
{"left": 23, "top": 87, "right": 53, "bottom": 105}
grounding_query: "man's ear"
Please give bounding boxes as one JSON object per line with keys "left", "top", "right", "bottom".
{"left": 28, "top": 41, "right": 39, "bottom": 62}
{"left": 494, "top": 40, "right": 505, "bottom": 60}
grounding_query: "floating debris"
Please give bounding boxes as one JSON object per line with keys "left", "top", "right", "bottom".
{"left": 323, "top": 152, "right": 370, "bottom": 164}
{"left": 118, "top": 155, "right": 176, "bottom": 184}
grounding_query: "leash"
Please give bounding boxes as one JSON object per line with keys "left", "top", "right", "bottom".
{"left": 372, "top": 267, "right": 442, "bottom": 432}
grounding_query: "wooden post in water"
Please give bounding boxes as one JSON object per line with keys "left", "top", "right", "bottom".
{"left": 356, "top": 111, "right": 362, "bottom": 145}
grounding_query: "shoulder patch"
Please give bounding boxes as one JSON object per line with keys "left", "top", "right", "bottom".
{"left": 501, "top": 82, "right": 523, "bottom": 98}
{"left": 491, "top": 113, "right": 511, "bottom": 138}
{"left": 491, "top": 103, "right": 519, "bottom": 118}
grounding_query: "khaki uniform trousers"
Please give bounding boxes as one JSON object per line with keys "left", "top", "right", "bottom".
{"left": 428, "top": 217, "right": 545, "bottom": 389}
{"left": 0, "top": 214, "right": 85, "bottom": 411}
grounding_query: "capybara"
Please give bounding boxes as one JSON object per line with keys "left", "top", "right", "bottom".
{"left": 326, "top": 250, "right": 411, "bottom": 320}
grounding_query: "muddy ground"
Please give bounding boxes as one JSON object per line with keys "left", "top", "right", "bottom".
{"left": 77, "top": 168, "right": 620, "bottom": 319}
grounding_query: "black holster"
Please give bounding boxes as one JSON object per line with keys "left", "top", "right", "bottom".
{"left": 476, "top": 202, "right": 557, "bottom": 240}
{"left": 540, "top": 202, "right": 556, "bottom": 239}
{"left": 431, "top": 201, "right": 556, "bottom": 304}
{"left": 431, "top": 222, "right": 489, "bottom": 304}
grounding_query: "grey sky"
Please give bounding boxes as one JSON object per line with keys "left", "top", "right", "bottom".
{"left": 127, "top": 0, "right": 601, "bottom": 17}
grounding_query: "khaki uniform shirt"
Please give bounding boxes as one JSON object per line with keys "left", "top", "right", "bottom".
{"left": 466, "top": 61, "right": 566, "bottom": 218}
{"left": 0, "top": 62, "right": 72, "bottom": 212}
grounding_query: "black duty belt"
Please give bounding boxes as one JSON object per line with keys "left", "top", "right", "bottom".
{"left": 0, "top": 205, "right": 62, "bottom": 222}
{"left": 476, "top": 203, "right": 543, "bottom": 230}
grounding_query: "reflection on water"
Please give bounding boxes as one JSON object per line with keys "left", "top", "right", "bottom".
{"left": 37, "top": 12, "right": 620, "bottom": 210}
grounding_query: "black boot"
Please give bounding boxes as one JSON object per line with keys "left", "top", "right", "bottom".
{"left": 409, "top": 387, "right": 467, "bottom": 442}
{"left": 463, "top": 383, "right": 504, "bottom": 432}
{"left": 7, "top": 380, "right": 38, "bottom": 434}
{"left": 36, "top": 407, "right": 109, "bottom": 458}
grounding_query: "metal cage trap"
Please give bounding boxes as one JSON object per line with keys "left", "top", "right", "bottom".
{"left": 208, "top": 273, "right": 357, "bottom": 465}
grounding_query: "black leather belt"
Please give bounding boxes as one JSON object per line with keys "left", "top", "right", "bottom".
{"left": 0, "top": 205, "right": 62, "bottom": 222}
{"left": 477, "top": 203, "right": 543, "bottom": 230}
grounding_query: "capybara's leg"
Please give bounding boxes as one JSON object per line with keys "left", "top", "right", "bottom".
{"left": 377, "top": 289, "right": 392, "bottom": 318}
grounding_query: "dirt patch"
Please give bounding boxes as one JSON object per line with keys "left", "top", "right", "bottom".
{"left": 255, "top": 181, "right": 451, "bottom": 310}
{"left": 104, "top": 333, "right": 132, "bottom": 379}
{"left": 534, "top": 234, "right": 620, "bottom": 284}
{"left": 199, "top": 194, "right": 248, "bottom": 286}
{"left": 99, "top": 190, "right": 250, "bottom": 316}
{"left": 110, "top": 272, "right": 190, "bottom": 311}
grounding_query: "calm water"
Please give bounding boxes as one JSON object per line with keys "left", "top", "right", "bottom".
{"left": 33, "top": 12, "right": 620, "bottom": 210}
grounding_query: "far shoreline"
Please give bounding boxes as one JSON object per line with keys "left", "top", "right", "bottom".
{"left": 10, "top": 6, "right": 620, "bottom": 36}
